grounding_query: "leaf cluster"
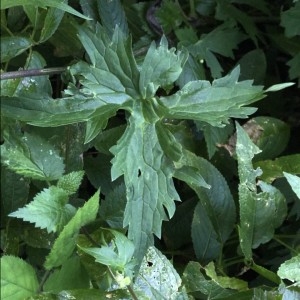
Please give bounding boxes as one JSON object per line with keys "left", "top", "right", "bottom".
{"left": 1, "top": 0, "right": 300, "bottom": 299}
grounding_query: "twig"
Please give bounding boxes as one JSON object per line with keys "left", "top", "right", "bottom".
{"left": 0, "top": 67, "right": 67, "bottom": 80}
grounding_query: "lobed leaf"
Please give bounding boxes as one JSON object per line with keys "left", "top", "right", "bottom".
{"left": 9, "top": 186, "right": 75, "bottom": 233}
{"left": 110, "top": 102, "right": 179, "bottom": 263}
{"left": 44, "top": 190, "right": 100, "bottom": 269}
{"left": 79, "top": 229, "right": 135, "bottom": 276}
{"left": 139, "top": 36, "right": 188, "bottom": 98}
{"left": 159, "top": 66, "right": 264, "bottom": 126}
{"left": 1, "top": 256, "right": 39, "bottom": 300}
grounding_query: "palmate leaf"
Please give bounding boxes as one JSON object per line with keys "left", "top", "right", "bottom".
{"left": 9, "top": 186, "right": 76, "bottom": 233}
{"left": 139, "top": 36, "right": 188, "bottom": 99}
{"left": 159, "top": 66, "right": 265, "bottom": 127}
{"left": 1, "top": 24, "right": 138, "bottom": 137}
{"left": 79, "top": 229, "right": 136, "bottom": 278}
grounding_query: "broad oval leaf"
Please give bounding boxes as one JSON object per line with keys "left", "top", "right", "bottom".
{"left": 133, "top": 246, "right": 184, "bottom": 299}
{"left": 177, "top": 151, "right": 236, "bottom": 263}
{"left": 1, "top": 131, "right": 65, "bottom": 181}
{"left": 0, "top": 36, "right": 32, "bottom": 63}
{"left": 1, "top": 256, "right": 39, "bottom": 300}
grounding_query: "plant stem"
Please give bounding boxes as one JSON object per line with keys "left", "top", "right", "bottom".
{"left": 38, "top": 270, "right": 52, "bottom": 293}
{"left": 0, "top": 67, "right": 67, "bottom": 80}
{"left": 107, "top": 267, "right": 139, "bottom": 300}
{"left": 273, "top": 236, "right": 299, "bottom": 255}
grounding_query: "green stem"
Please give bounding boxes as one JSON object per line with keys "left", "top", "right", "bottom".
{"left": 189, "top": 0, "right": 196, "bottom": 17}
{"left": 37, "top": 270, "right": 52, "bottom": 293}
{"left": 0, "top": 67, "right": 67, "bottom": 80}
{"left": 273, "top": 236, "right": 299, "bottom": 255}
{"left": 107, "top": 267, "right": 139, "bottom": 300}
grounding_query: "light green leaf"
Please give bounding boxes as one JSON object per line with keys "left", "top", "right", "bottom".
{"left": 281, "top": 2, "right": 300, "bottom": 38}
{"left": 134, "top": 246, "right": 183, "bottom": 299}
{"left": 205, "top": 261, "right": 248, "bottom": 290}
{"left": 9, "top": 186, "right": 75, "bottom": 233}
{"left": 57, "top": 171, "right": 85, "bottom": 196}
{"left": 236, "top": 123, "right": 287, "bottom": 260}
{"left": 0, "top": 36, "right": 32, "bottom": 62}
{"left": 79, "top": 229, "right": 135, "bottom": 275}
{"left": 0, "top": 0, "right": 91, "bottom": 20}
{"left": 182, "top": 261, "right": 235, "bottom": 298}
{"left": 251, "top": 262, "right": 281, "bottom": 285}
{"left": 139, "top": 36, "right": 188, "bottom": 99}
{"left": 44, "top": 190, "right": 100, "bottom": 269}
{"left": 159, "top": 66, "right": 264, "bottom": 126}
{"left": 1, "top": 256, "right": 39, "bottom": 300}
{"left": 254, "top": 154, "right": 300, "bottom": 183}
{"left": 110, "top": 102, "right": 179, "bottom": 263}
{"left": 284, "top": 172, "right": 300, "bottom": 199}
{"left": 278, "top": 255, "right": 300, "bottom": 285}
{"left": 177, "top": 150, "right": 236, "bottom": 263}
{"left": 44, "top": 256, "right": 90, "bottom": 292}
{"left": 1, "top": 131, "right": 65, "bottom": 181}
{"left": 265, "top": 82, "right": 295, "bottom": 92}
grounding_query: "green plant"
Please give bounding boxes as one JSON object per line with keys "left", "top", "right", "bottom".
{"left": 1, "top": 1, "right": 300, "bottom": 299}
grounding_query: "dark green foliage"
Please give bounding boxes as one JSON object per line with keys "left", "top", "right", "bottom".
{"left": 1, "top": 1, "right": 299, "bottom": 299}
